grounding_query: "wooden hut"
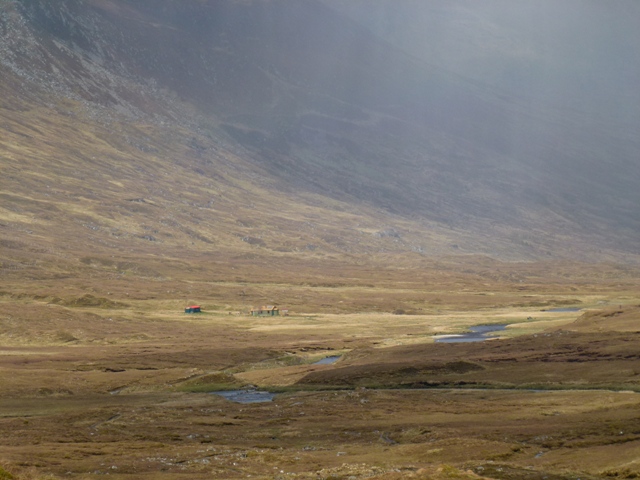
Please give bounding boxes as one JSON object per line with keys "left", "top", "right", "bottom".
{"left": 250, "top": 305, "right": 279, "bottom": 316}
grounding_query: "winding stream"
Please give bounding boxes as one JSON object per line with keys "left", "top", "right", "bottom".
{"left": 434, "top": 324, "right": 507, "bottom": 343}
{"left": 313, "top": 355, "right": 341, "bottom": 365}
{"left": 545, "top": 307, "right": 581, "bottom": 313}
{"left": 210, "top": 390, "right": 276, "bottom": 404}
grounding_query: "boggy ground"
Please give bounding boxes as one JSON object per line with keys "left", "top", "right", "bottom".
{"left": 2, "top": 388, "right": 640, "bottom": 480}
{"left": 1, "top": 262, "right": 640, "bottom": 479}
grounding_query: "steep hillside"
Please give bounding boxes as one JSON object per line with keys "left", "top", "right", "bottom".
{"left": 321, "top": 0, "right": 640, "bottom": 244}
{"left": 1, "top": 0, "right": 639, "bottom": 279}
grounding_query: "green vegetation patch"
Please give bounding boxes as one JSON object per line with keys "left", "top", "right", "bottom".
{"left": 174, "top": 372, "right": 244, "bottom": 393}
{"left": 0, "top": 466, "right": 14, "bottom": 480}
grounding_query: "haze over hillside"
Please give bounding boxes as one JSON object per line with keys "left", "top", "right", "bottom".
{"left": 1, "top": 0, "right": 639, "bottom": 275}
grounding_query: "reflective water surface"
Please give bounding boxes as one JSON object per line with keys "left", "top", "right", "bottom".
{"left": 313, "top": 356, "right": 341, "bottom": 365}
{"left": 434, "top": 324, "right": 507, "bottom": 343}
{"left": 210, "top": 390, "right": 276, "bottom": 404}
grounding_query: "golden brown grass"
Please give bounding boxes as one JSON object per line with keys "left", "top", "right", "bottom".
{"left": 3, "top": 18, "right": 640, "bottom": 478}
{"left": 1, "top": 264, "right": 640, "bottom": 479}
{"left": 3, "top": 92, "right": 640, "bottom": 478}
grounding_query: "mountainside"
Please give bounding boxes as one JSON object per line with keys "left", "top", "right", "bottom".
{"left": 1, "top": 0, "right": 639, "bottom": 279}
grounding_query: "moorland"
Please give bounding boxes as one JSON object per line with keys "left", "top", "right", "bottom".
{"left": 2, "top": 259, "right": 640, "bottom": 479}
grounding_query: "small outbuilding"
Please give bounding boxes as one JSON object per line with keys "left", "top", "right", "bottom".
{"left": 250, "top": 305, "right": 279, "bottom": 316}
{"left": 185, "top": 305, "right": 202, "bottom": 314}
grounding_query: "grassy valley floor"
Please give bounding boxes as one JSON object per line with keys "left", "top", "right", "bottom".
{"left": 1, "top": 261, "right": 640, "bottom": 479}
